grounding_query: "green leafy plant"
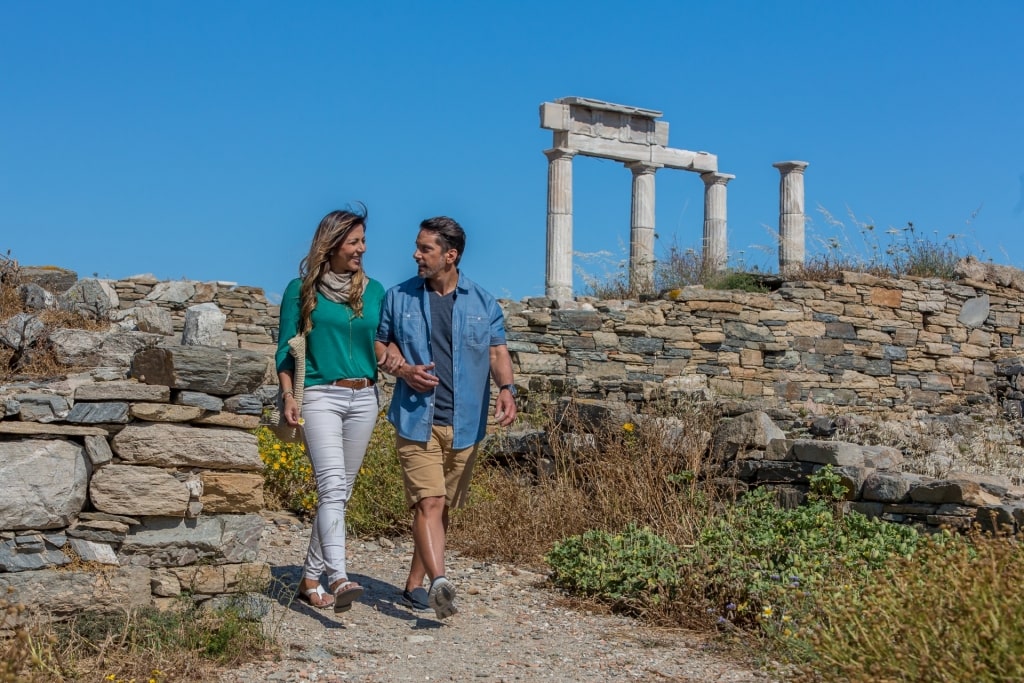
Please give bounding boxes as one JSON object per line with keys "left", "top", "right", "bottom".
{"left": 346, "top": 419, "right": 409, "bottom": 537}
{"left": 257, "top": 419, "right": 409, "bottom": 536}
{"left": 679, "top": 467, "right": 919, "bottom": 634}
{"left": 256, "top": 426, "right": 317, "bottom": 516}
{"left": 545, "top": 524, "right": 684, "bottom": 611}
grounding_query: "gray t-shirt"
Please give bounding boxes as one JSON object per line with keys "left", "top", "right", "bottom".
{"left": 429, "top": 289, "right": 455, "bottom": 426}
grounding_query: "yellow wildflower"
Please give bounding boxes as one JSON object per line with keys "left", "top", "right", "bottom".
{"left": 623, "top": 422, "right": 635, "bottom": 433}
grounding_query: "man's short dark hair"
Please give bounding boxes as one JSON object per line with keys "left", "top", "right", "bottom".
{"left": 420, "top": 216, "right": 466, "bottom": 266}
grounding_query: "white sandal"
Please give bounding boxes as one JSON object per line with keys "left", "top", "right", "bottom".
{"left": 297, "top": 583, "right": 335, "bottom": 610}
{"left": 331, "top": 579, "right": 365, "bottom": 614}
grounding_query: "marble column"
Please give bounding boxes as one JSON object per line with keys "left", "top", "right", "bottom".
{"left": 626, "top": 161, "right": 661, "bottom": 293}
{"left": 700, "top": 172, "right": 735, "bottom": 274}
{"left": 544, "top": 148, "right": 576, "bottom": 300}
{"left": 773, "top": 161, "right": 809, "bottom": 276}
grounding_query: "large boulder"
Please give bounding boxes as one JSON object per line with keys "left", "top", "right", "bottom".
{"left": 131, "top": 345, "right": 269, "bottom": 395}
{"left": 0, "top": 439, "right": 90, "bottom": 530}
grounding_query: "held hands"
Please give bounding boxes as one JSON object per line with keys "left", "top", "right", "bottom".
{"left": 378, "top": 342, "right": 406, "bottom": 374}
{"left": 493, "top": 390, "right": 517, "bottom": 427}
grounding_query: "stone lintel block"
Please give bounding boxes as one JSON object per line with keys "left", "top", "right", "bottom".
{"left": 90, "top": 464, "right": 190, "bottom": 517}
{"left": 65, "top": 401, "right": 130, "bottom": 424}
{"left": 75, "top": 381, "right": 170, "bottom": 402}
{"left": 130, "top": 403, "right": 205, "bottom": 422}
{"left": 910, "top": 479, "right": 1001, "bottom": 506}
{"left": 112, "top": 422, "right": 261, "bottom": 471}
{"left": 0, "top": 566, "right": 152, "bottom": 624}
{"left": 169, "top": 561, "right": 271, "bottom": 595}
{"left": 539, "top": 101, "right": 570, "bottom": 131}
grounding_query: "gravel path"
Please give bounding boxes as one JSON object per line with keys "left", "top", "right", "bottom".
{"left": 216, "top": 511, "right": 777, "bottom": 683}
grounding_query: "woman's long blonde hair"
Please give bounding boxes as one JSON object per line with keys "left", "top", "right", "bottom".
{"left": 297, "top": 205, "right": 367, "bottom": 333}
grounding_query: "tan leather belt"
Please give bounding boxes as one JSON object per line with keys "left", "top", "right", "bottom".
{"left": 330, "top": 378, "right": 374, "bottom": 389}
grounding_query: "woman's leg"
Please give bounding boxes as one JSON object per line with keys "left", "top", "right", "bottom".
{"left": 303, "top": 386, "right": 378, "bottom": 589}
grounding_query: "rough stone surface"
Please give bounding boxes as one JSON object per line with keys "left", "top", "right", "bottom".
{"left": 118, "top": 513, "right": 264, "bottom": 567}
{"left": 712, "top": 411, "right": 786, "bottom": 459}
{"left": 0, "top": 312, "right": 46, "bottom": 350}
{"left": 200, "top": 472, "right": 265, "bottom": 513}
{"left": 67, "top": 537, "right": 120, "bottom": 564}
{"left": 134, "top": 304, "right": 175, "bottom": 335}
{"left": 132, "top": 345, "right": 269, "bottom": 395}
{"left": 75, "top": 380, "right": 171, "bottom": 402}
{"left": 176, "top": 390, "right": 225, "bottom": 411}
{"left": 129, "top": 402, "right": 205, "bottom": 422}
{"left": 18, "top": 265, "right": 77, "bottom": 294}
{"left": 182, "top": 302, "right": 227, "bottom": 346}
{"left": 15, "top": 393, "right": 70, "bottom": 422}
{"left": 0, "top": 421, "right": 107, "bottom": 437}
{"left": 192, "top": 412, "right": 262, "bottom": 429}
{"left": 83, "top": 434, "right": 114, "bottom": 466}
{"left": 65, "top": 401, "right": 131, "bottom": 424}
{"left": 48, "top": 328, "right": 164, "bottom": 367}
{"left": 111, "top": 422, "right": 261, "bottom": 470}
{"left": 0, "top": 439, "right": 89, "bottom": 530}
{"left": 89, "top": 464, "right": 191, "bottom": 517}
{"left": 0, "top": 566, "right": 152, "bottom": 624}
{"left": 58, "top": 278, "right": 119, "bottom": 319}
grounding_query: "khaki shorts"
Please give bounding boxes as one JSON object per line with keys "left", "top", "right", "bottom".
{"left": 396, "top": 425, "right": 480, "bottom": 509}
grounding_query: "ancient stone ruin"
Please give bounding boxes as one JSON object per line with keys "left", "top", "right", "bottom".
{"left": 540, "top": 96, "right": 810, "bottom": 297}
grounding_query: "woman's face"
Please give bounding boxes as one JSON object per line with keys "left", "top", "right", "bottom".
{"left": 329, "top": 224, "right": 366, "bottom": 273}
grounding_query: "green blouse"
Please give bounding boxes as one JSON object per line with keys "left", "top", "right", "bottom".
{"left": 275, "top": 277, "right": 385, "bottom": 387}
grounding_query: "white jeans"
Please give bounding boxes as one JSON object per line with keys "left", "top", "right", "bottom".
{"left": 301, "top": 384, "right": 378, "bottom": 586}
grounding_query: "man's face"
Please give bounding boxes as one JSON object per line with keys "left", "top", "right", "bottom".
{"left": 413, "top": 229, "right": 454, "bottom": 279}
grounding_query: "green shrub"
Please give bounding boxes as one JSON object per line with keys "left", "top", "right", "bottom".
{"left": 347, "top": 419, "right": 409, "bottom": 537}
{"left": 704, "top": 271, "right": 769, "bottom": 293}
{"left": 257, "top": 419, "right": 409, "bottom": 536}
{"left": 680, "top": 467, "right": 919, "bottom": 633}
{"left": 545, "top": 524, "right": 684, "bottom": 611}
{"left": 256, "top": 426, "right": 317, "bottom": 517}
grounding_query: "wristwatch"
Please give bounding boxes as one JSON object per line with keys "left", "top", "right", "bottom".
{"left": 499, "top": 383, "right": 518, "bottom": 397}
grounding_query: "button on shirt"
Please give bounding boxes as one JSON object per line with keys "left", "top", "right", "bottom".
{"left": 376, "top": 273, "right": 507, "bottom": 449}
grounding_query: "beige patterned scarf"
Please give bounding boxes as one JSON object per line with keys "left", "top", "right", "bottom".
{"left": 318, "top": 270, "right": 367, "bottom": 316}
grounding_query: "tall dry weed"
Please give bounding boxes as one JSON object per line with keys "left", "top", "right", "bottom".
{"left": 449, "top": 398, "right": 722, "bottom": 568}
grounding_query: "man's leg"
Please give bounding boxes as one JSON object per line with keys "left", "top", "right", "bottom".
{"left": 410, "top": 494, "right": 447, "bottom": 586}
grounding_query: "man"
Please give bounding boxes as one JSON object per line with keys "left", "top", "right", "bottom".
{"left": 375, "top": 216, "right": 517, "bottom": 620}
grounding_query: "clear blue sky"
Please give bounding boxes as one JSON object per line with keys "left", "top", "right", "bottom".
{"left": 3, "top": 1, "right": 1022, "bottom": 303}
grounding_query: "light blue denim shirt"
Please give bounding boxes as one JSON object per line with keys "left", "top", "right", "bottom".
{"left": 376, "top": 272, "right": 507, "bottom": 449}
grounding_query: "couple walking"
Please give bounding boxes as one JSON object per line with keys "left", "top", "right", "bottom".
{"left": 275, "top": 207, "right": 517, "bottom": 620}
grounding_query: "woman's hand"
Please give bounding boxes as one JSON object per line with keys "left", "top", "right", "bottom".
{"left": 380, "top": 342, "right": 406, "bottom": 374}
{"left": 283, "top": 394, "right": 302, "bottom": 426}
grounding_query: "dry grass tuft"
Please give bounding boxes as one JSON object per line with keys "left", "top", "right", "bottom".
{"left": 449, "top": 398, "right": 722, "bottom": 570}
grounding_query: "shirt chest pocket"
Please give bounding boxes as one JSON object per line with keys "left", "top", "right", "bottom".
{"left": 463, "top": 315, "right": 489, "bottom": 348}
{"left": 398, "top": 312, "right": 426, "bottom": 345}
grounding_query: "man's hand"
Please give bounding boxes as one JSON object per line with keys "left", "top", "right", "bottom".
{"left": 399, "top": 362, "right": 439, "bottom": 393}
{"left": 493, "top": 389, "right": 517, "bottom": 427}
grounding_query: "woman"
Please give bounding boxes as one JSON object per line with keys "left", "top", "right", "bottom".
{"left": 276, "top": 205, "right": 384, "bottom": 613}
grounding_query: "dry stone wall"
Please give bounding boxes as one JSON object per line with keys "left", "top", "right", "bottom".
{"left": 502, "top": 266, "right": 1024, "bottom": 420}
{"left": 1, "top": 269, "right": 281, "bottom": 623}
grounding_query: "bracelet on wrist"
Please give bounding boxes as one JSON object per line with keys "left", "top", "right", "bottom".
{"left": 282, "top": 390, "right": 294, "bottom": 398}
